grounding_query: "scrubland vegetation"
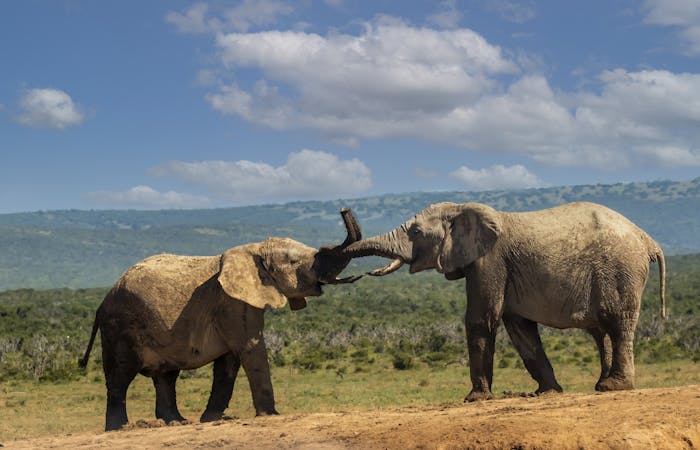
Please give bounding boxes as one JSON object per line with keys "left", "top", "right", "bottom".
{"left": 0, "top": 255, "right": 697, "bottom": 383}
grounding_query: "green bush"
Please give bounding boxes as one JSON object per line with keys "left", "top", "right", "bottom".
{"left": 391, "top": 352, "right": 414, "bottom": 370}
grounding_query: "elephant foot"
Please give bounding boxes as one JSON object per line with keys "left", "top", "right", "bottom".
{"left": 200, "top": 409, "right": 228, "bottom": 423}
{"left": 255, "top": 408, "right": 280, "bottom": 417}
{"left": 105, "top": 408, "right": 128, "bottom": 431}
{"left": 464, "top": 389, "right": 494, "bottom": 402}
{"left": 536, "top": 383, "right": 563, "bottom": 395}
{"left": 105, "top": 419, "right": 127, "bottom": 432}
{"left": 595, "top": 376, "right": 634, "bottom": 392}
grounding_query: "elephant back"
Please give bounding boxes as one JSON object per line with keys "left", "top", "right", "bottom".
{"left": 114, "top": 254, "right": 221, "bottom": 330}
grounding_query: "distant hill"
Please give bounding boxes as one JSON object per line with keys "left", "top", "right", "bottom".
{"left": 2, "top": 177, "right": 700, "bottom": 290}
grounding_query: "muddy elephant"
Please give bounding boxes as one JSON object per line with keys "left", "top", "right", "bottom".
{"left": 342, "top": 202, "right": 666, "bottom": 401}
{"left": 79, "top": 209, "right": 362, "bottom": 431}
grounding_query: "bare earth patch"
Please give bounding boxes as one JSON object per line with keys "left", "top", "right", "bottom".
{"left": 6, "top": 385, "right": 700, "bottom": 449}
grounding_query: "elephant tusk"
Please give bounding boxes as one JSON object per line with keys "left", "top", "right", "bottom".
{"left": 321, "top": 274, "right": 364, "bottom": 284}
{"left": 367, "top": 258, "right": 404, "bottom": 277}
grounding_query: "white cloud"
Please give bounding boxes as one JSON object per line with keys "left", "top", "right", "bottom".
{"left": 449, "top": 164, "right": 545, "bottom": 191}
{"left": 179, "top": 14, "right": 700, "bottom": 171}
{"left": 208, "top": 19, "right": 517, "bottom": 138}
{"left": 166, "top": 0, "right": 293, "bottom": 34}
{"left": 16, "top": 88, "right": 85, "bottom": 129}
{"left": 150, "top": 150, "right": 372, "bottom": 203}
{"left": 427, "top": 0, "right": 463, "bottom": 29}
{"left": 85, "top": 186, "right": 211, "bottom": 209}
{"left": 643, "top": 0, "right": 700, "bottom": 55}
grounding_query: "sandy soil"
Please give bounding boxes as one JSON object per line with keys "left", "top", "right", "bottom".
{"left": 5, "top": 385, "right": 700, "bottom": 449}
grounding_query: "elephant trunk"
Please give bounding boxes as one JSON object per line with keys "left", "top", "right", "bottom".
{"left": 314, "top": 208, "right": 364, "bottom": 284}
{"left": 341, "top": 226, "right": 412, "bottom": 277}
{"left": 341, "top": 227, "right": 412, "bottom": 261}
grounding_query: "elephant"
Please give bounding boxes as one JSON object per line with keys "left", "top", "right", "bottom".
{"left": 341, "top": 201, "right": 666, "bottom": 401}
{"left": 79, "top": 209, "right": 362, "bottom": 431}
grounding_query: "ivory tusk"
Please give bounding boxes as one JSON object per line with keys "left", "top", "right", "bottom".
{"left": 367, "top": 258, "right": 404, "bottom": 276}
{"left": 322, "top": 274, "right": 364, "bottom": 284}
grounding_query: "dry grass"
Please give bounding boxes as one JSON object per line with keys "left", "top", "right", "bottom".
{"left": 1, "top": 358, "right": 699, "bottom": 442}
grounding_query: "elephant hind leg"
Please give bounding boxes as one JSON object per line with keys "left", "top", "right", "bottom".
{"left": 103, "top": 338, "right": 141, "bottom": 431}
{"left": 152, "top": 370, "right": 186, "bottom": 423}
{"left": 595, "top": 323, "right": 636, "bottom": 391}
{"left": 595, "top": 296, "right": 640, "bottom": 392}
{"left": 502, "top": 314, "right": 562, "bottom": 395}
{"left": 587, "top": 327, "right": 612, "bottom": 387}
{"left": 201, "top": 353, "right": 241, "bottom": 423}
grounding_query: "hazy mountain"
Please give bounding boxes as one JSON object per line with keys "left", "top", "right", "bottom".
{"left": 2, "top": 177, "right": 699, "bottom": 290}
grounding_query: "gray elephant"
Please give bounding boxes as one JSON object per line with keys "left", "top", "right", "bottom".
{"left": 342, "top": 201, "right": 665, "bottom": 401}
{"left": 79, "top": 209, "right": 362, "bottom": 431}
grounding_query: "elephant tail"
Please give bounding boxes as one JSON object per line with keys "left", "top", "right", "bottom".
{"left": 649, "top": 243, "right": 666, "bottom": 320}
{"left": 78, "top": 306, "right": 101, "bottom": 369}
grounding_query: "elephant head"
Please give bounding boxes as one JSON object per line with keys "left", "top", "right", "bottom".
{"left": 341, "top": 202, "right": 501, "bottom": 280}
{"left": 218, "top": 208, "right": 363, "bottom": 311}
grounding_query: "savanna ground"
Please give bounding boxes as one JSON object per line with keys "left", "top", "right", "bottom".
{"left": 2, "top": 359, "right": 699, "bottom": 449}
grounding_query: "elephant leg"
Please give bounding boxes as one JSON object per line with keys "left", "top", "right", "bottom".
{"left": 200, "top": 353, "right": 241, "bottom": 422}
{"left": 152, "top": 370, "right": 186, "bottom": 423}
{"left": 596, "top": 314, "right": 637, "bottom": 391}
{"left": 588, "top": 327, "right": 612, "bottom": 387}
{"left": 464, "top": 273, "right": 505, "bottom": 403}
{"left": 502, "top": 314, "right": 562, "bottom": 395}
{"left": 465, "top": 321, "right": 497, "bottom": 402}
{"left": 102, "top": 338, "right": 140, "bottom": 431}
{"left": 241, "top": 338, "right": 278, "bottom": 416}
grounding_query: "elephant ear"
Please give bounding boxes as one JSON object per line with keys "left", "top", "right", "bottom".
{"left": 217, "top": 244, "right": 288, "bottom": 310}
{"left": 438, "top": 204, "right": 501, "bottom": 277}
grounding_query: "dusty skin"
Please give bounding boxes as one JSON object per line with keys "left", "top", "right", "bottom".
{"left": 5, "top": 385, "right": 700, "bottom": 449}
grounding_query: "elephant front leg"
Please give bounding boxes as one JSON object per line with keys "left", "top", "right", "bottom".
{"left": 464, "top": 322, "right": 498, "bottom": 402}
{"left": 503, "top": 314, "right": 562, "bottom": 395}
{"left": 200, "top": 353, "right": 241, "bottom": 422}
{"left": 241, "top": 337, "right": 279, "bottom": 416}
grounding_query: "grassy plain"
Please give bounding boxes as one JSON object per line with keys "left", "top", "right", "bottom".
{"left": 2, "top": 357, "right": 698, "bottom": 441}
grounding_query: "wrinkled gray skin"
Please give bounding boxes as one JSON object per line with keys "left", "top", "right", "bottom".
{"left": 343, "top": 202, "right": 666, "bottom": 401}
{"left": 80, "top": 209, "right": 361, "bottom": 431}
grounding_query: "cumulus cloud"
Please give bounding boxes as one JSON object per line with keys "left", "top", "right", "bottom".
{"left": 150, "top": 150, "right": 372, "bottom": 203}
{"left": 207, "top": 19, "right": 517, "bottom": 138}
{"left": 166, "top": 0, "right": 293, "bottom": 34}
{"left": 16, "top": 88, "right": 85, "bottom": 129}
{"left": 643, "top": 0, "right": 700, "bottom": 55}
{"left": 171, "top": 12, "right": 700, "bottom": 171}
{"left": 85, "top": 186, "right": 211, "bottom": 209}
{"left": 449, "top": 164, "right": 545, "bottom": 191}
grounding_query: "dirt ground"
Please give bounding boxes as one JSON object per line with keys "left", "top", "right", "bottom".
{"left": 5, "top": 385, "right": 700, "bottom": 449}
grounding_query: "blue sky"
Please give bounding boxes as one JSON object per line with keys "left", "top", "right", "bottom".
{"left": 2, "top": 0, "right": 700, "bottom": 213}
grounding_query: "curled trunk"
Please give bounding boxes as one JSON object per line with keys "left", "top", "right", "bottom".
{"left": 341, "top": 227, "right": 412, "bottom": 261}
{"left": 341, "top": 227, "right": 412, "bottom": 277}
{"left": 314, "top": 208, "right": 364, "bottom": 284}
